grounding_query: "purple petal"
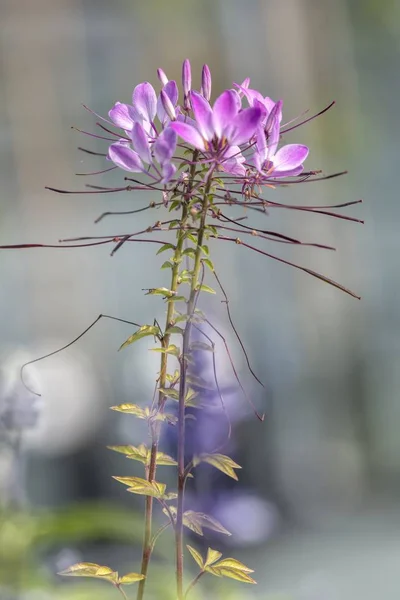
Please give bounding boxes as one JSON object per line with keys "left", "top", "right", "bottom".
{"left": 108, "top": 143, "right": 144, "bottom": 172}
{"left": 131, "top": 122, "right": 152, "bottom": 164}
{"left": 230, "top": 106, "right": 263, "bottom": 146}
{"left": 272, "top": 144, "right": 309, "bottom": 172}
{"left": 190, "top": 91, "right": 213, "bottom": 141}
{"left": 157, "top": 68, "right": 169, "bottom": 86}
{"left": 212, "top": 90, "right": 239, "bottom": 139}
{"left": 132, "top": 82, "right": 157, "bottom": 122}
{"left": 262, "top": 96, "right": 276, "bottom": 116}
{"left": 266, "top": 112, "right": 281, "bottom": 157}
{"left": 161, "top": 162, "right": 176, "bottom": 183}
{"left": 170, "top": 122, "right": 206, "bottom": 151}
{"left": 255, "top": 127, "right": 267, "bottom": 162}
{"left": 153, "top": 127, "right": 177, "bottom": 164}
{"left": 108, "top": 102, "right": 134, "bottom": 130}
{"left": 182, "top": 59, "right": 192, "bottom": 96}
{"left": 221, "top": 145, "right": 246, "bottom": 176}
{"left": 267, "top": 166, "right": 304, "bottom": 179}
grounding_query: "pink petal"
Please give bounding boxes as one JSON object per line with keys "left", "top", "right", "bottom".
{"left": 108, "top": 143, "right": 144, "bottom": 172}
{"left": 132, "top": 82, "right": 157, "bottom": 122}
{"left": 170, "top": 122, "right": 206, "bottom": 151}
{"left": 190, "top": 91, "right": 213, "bottom": 141}
{"left": 272, "top": 144, "right": 309, "bottom": 172}
{"left": 161, "top": 162, "right": 176, "bottom": 183}
{"left": 267, "top": 166, "right": 304, "bottom": 179}
{"left": 212, "top": 90, "right": 239, "bottom": 139}
{"left": 153, "top": 127, "right": 177, "bottom": 164}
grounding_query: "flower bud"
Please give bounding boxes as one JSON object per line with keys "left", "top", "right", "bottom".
{"left": 157, "top": 68, "right": 169, "bottom": 86}
{"left": 182, "top": 59, "right": 192, "bottom": 110}
{"left": 160, "top": 89, "right": 176, "bottom": 121}
{"left": 201, "top": 64, "right": 212, "bottom": 101}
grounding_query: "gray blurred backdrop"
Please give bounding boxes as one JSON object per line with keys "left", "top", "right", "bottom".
{"left": 0, "top": 1, "right": 399, "bottom": 599}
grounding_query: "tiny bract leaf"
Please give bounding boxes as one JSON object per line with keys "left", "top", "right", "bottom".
{"left": 187, "top": 545, "right": 204, "bottom": 569}
{"left": 202, "top": 258, "right": 215, "bottom": 272}
{"left": 204, "top": 548, "right": 223, "bottom": 567}
{"left": 119, "top": 325, "right": 160, "bottom": 351}
{"left": 147, "top": 287, "right": 176, "bottom": 298}
{"left": 194, "top": 453, "right": 241, "bottom": 480}
{"left": 118, "top": 572, "right": 146, "bottom": 585}
{"left": 161, "top": 261, "right": 173, "bottom": 270}
{"left": 58, "top": 562, "right": 118, "bottom": 583}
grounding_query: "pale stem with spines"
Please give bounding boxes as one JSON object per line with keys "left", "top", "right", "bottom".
{"left": 176, "top": 169, "right": 214, "bottom": 600}
{"left": 136, "top": 155, "right": 197, "bottom": 600}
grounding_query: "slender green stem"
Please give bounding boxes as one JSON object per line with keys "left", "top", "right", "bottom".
{"left": 184, "top": 571, "right": 205, "bottom": 599}
{"left": 116, "top": 584, "right": 129, "bottom": 600}
{"left": 136, "top": 156, "right": 198, "bottom": 600}
{"left": 176, "top": 171, "right": 214, "bottom": 600}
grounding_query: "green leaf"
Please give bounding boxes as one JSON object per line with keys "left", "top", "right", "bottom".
{"left": 166, "top": 295, "right": 187, "bottom": 303}
{"left": 119, "top": 325, "right": 160, "bottom": 351}
{"left": 193, "top": 453, "right": 241, "bottom": 480}
{"left": 146, "top": 287, "right": 176, "bottom": 298}
{"left": 110, "top": 404, "right": 146, "bottom": 419}
{"left": 158, "top": 387, "right": 179, "bottom": 400}
{"left": 198, "top": 284, "right": 216, "bottom": 294}
{"left": 186, "top": 233, "right": 198, "bottom": 245}
{"left": 113, "top": 476, "right": 166, "bottom": 498}
{"left": 202, "top": 258, "right": 215, "bottom": 272}
{"left": 200, "top": 244, "right": 209, "bottom": 256}
{"left": 118, "top": 572, "right": 145, "bottom": 585}
{"left": 187, "top": 545, "right": 204, "bottom": 569}
{"left": 150, "top": 344, "right": 180, "bottom": 357}
{"left": 185, "top": 388, "right": 199, "bottom": 407}
{"left": 183, "top": 511, "right": 231, "bottom": 536}
{"left": 186, "top": 374, "right": 214, "bottom": 390}
{"left": 157, "top": 243, "right": 176, "bottom": 255}
{"left": 58, "top": 562, "right": 118, "bottom": 583}
{"left": 161, "top": 261, "right": 173, "bottom": 270}
{"left": 204, "top": 548, "right": 222, "bottom": 567}
{"left": 165, "top": 326, "right": 184, "bottom": 335}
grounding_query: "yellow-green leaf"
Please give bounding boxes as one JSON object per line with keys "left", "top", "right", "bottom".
{"left": 118, "top": 572, "right": 145, "bottom": 585}
{"left": 207, "top": 566, "right": 256, "bottom": 584}
{"left": 119, "top": 325, "right": 160, "bottom": 351}
{"left": 164, "top": 326, "right": 184, "bottom": 335}
{"left": 213, "top": 558, "right": 254, "bottom": 573}
{"left": 204, "top": 547, "right": 222, "bottom": 568}
{"left": 113, "top": 476, "right": 166, "bottom": 498}
{"left": 146, "top": 287, "right": 176, "bottom": 298}
{"left": 110, "top": 404, "right": 146, "bottom": 419}
{"left": 190, "top": 341, "right": 214, "bottom": 352}
{"left": 187, "top": 545, "right": 204, "bottom": 569}
{"left": 157, "top": 243, "right": 176, "bottom": 255}
{"left": 158, "top": 387, "right": 179, "bottom": 400}
{"left": 58, "top": 562, "right": 118, "bottom": 583}
{"left": 198, "top": 284, "right": 216, "bottom": 294}
{"left": 155, "top": 451, "right": 177, "bottom": 466}
{"left": 183, "top": 511, "right": 231, "bottom": 536}
{"left": 150, "top": 344, "right": 180, "bottom": 357}
{"left": 107, "top": 445, "right": 147, "bottom": 463}
{"left": 194, "top": 453, "right": 241, "bottom": 480}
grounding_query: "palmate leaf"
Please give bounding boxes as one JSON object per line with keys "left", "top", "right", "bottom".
{"left": 118, "top": 325, "right": 160, "bottom": 351}
{"left": 113, "top": 476, "right": 166, "bottom": 498}
{"left": 207, "top": 565, "right": 256, "bottom": 584}
{"left": 204, "top": 548, "right": 222, "bottom": 568}
{"left": 186, "top": 548, "right": 256, "bottom": 585}
{"left": 193, "top": 453, "right": 242, "bottom": 480}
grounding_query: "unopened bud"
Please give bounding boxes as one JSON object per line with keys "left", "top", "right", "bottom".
{"left": 201, "top": 64, "right": 212, "bottom": 101}
{"left": 182, "top": 59, "right": 192, "bottom": 110}
{"left": 160, "top": 89, "right": 176, "bottom": 121}
{"left": 157, "top": 68, "right": 169, "bottom": 86}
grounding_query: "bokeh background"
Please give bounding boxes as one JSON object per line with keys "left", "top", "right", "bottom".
{"left": 0, "top": 0, "right": 399, "bottom": 599}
